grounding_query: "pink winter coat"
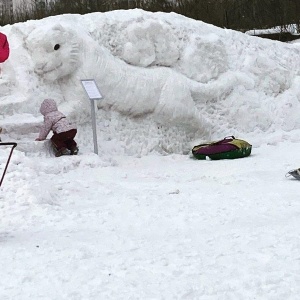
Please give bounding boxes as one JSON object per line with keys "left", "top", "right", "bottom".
{"left": 38, "top": 99, "right": 76, "bottom": 140}
{"left": 0, "top": 32, "right": 9, "bottom": 63}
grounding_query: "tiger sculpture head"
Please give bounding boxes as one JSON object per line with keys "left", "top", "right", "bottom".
{"left": 26, "top": 24, "right": 82, "bottom": 82}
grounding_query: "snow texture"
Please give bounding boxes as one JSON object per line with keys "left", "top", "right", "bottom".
{"left": 1, "top": 9, "right": 300, "bottom": 300}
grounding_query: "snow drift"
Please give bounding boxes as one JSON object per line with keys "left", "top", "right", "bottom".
{"left": 1, "top": 9, "right": 300, "bottom": 155}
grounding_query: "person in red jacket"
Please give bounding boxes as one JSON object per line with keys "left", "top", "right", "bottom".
{"left": 0, "top": 32, "right": 9, "bottom": 63}
{"left": 0, "top": 32, "right": 9, "bottom": 137}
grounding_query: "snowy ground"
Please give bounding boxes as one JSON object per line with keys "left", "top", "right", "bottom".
{"left": 1, "top": 138, "right": 300, "bottom": 299}
{"left": 1, "top": 9, "right": 300, "bottom": 300}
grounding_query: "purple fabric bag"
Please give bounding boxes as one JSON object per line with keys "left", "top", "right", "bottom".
{"left": 192, "top": 136, "right": 252, "bottom": 160}
{"left": 193, "top": 137, "right": 237, "bottom": 155}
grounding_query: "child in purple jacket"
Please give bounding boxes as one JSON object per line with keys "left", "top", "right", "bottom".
{"left": 35, "top": 98, "right": 79, "bottom": 157}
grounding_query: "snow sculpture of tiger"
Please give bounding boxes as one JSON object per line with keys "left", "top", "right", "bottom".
{"left": 25, "top": 23, "right": 217, "bottom": 134}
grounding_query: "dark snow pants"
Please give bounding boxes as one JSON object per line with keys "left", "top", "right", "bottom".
{"left": 51, "top": 129, "right": 77, "bottom": 151}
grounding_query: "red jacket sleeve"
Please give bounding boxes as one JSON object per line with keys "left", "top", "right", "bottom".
{"left": 0, "top": 32, "right": 9, "bottom": 63}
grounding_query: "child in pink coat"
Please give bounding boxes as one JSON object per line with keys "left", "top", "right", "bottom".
{"left": 35, "top": 98, "right": 79, "bottom": 157}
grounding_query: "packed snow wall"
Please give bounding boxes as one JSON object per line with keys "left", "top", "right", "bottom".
{"left": 1, "top": 9, "right": 300, "bottom": 155}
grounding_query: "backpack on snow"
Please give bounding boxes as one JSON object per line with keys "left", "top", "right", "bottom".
{"left": 192, "top": 136, "right": 252, "bottom": 160}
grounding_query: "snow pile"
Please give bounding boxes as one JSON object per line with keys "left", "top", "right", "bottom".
{"left": 1, "top": 9, "right": 300, "bottom": 155}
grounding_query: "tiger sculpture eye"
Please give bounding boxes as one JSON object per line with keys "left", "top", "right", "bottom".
{"left": 54, "top": 44, "right": 60, "bottom": 50}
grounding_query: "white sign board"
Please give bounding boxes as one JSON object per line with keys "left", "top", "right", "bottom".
{"left": 81, "top": 79, "right": 103, "bottom": 100}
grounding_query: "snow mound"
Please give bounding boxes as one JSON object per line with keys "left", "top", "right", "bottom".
{"left": 1, "top": 10, "right": 300, "bottom": 155}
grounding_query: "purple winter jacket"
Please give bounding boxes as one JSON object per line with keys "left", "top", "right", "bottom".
{"left": 38, "top": 99, "right": 76, "bottom": 140}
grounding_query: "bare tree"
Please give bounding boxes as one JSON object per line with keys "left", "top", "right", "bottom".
{"left": 2, "top": 0, "right": 300, "bottom": 38}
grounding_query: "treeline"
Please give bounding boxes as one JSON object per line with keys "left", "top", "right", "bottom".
{"left": 176, "top": 0, "right": 300, "bottom": 32}
{"left": 1, "top": 0, "right": 300, "bottom": 34}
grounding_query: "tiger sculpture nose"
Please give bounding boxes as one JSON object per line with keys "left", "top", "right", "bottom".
{"left": 35, "top": 62, "right": 47, "bottom": 74}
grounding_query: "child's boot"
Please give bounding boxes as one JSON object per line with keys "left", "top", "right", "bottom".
{"left": 55, "top": 147, "right": 69, "bottom": 157}
{"left": 70, "top": 146, "right": 79, "bottom": 155}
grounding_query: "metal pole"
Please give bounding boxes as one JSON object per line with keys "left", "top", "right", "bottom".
{"left": 90, "top": 99, "right": 98, "bottom": 154}
{"left": 81, "top": 79, "right": 102, "bottom": 154}
{"left": 0, "top": 142, "right": 17, "bottom": 187}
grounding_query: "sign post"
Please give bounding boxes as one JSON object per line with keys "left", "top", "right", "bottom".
{"left": 81, "top": 79, "right": 103, "bottom": 154}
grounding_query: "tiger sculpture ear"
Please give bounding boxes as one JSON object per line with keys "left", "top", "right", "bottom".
{"left": 51, "top": 23, "right": 73, "bottom": 40}
{"left": 52, "top": 24, "right": 64, "bottom": 32}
